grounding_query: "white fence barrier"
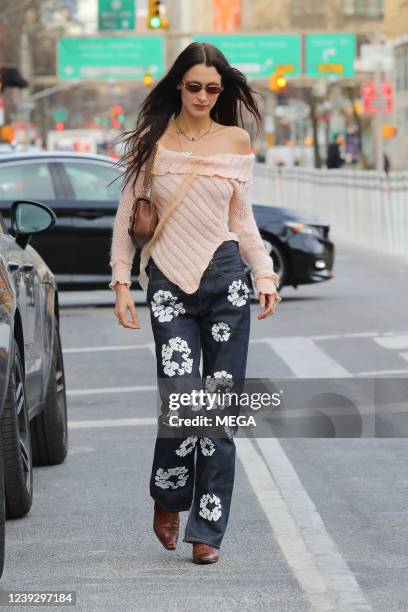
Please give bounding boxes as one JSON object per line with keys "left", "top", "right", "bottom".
{"left": 252, "top": 165, "right": 408, "bottom": 259}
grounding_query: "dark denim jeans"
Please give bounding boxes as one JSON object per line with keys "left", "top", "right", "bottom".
{"left": 147, "top": 240, "right": 251, "bottom": 549}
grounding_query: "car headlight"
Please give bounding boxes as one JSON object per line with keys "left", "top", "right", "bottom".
{"left": 285, "top": 221, "right": 320, "bottom": 236}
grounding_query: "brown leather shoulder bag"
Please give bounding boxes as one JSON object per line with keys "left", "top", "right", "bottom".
{"left": 127, "top": 140, "right": 199, "bottom": 250}
{"left": 127, "top": 140, "right": 160, "bottom": 248}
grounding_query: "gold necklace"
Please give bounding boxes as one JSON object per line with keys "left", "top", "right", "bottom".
{"left": 174, "top": 118, "right": 213, "bottom": 156}
{"left": 175, "top": 117, "right": 213, "bottom": 141}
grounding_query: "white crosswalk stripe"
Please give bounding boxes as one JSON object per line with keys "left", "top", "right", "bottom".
{"left": 264, "top": 337, "right": 352, "bottom": 378}
{"left": 374, "top": 335, "right": 408, "bottom": 350}
{"left": 373, "top": 333, "right": 408, "bottom": 368}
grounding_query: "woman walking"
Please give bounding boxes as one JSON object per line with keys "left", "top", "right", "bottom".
{"left": 108, "top": 42, "right": 281, "bottom": 564}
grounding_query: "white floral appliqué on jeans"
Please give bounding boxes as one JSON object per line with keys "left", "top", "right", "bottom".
{"left": 175, "top": 436, "right": 198, "bottom": 457}
{"left": 227, "top": 279, "right": 250, "bottom": 307}
{"left": 151, "top": 289, "right": 186, "bottom": 323}
{"left": 199, "top": 493, "right": 222, "bottom": 522}
{"left": 155, "top": 466, "right": 189, "bottom": 489}
{"left": 205, "top": 371, "right": 233, "bottom": 391}
{"left": 204, "top": 371, "right": 234, "bottom": 410}
{"left": 199, "top": 438, "right": 216, "bottom": 456}
{"left": 224, "top": 424, "right": 235, "bottom": 440}
{"left": 161, "top": 336, "right": 194, "bottom": 377}
{"left": 211, "top": 321, "right": 231, "bottom": 342}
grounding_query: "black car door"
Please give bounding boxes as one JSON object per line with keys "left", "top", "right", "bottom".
{"left": 0, "top": 230, "right": 41, "bottom": 407}
{"left": 0, "top": 158, "right": 77, "bottom": 279}
{"left": 56, "top": 159, "right": 123, "bottom": 280}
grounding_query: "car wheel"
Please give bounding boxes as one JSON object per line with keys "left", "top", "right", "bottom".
{"left": 246, "top": 237, "right": 287, "bottom": 301}
{"left": 30, "top": 320, "right": 68, "bottom": 466}
{"left": 1, "top": 340, "right": 33, "bottom": 519}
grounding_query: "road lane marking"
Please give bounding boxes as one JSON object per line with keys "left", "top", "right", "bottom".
{"left": 374, "top": 335, "right": 408, "bottom": 350}
{"left": 68, "top": 417, "right": 156, "bottom": 428}
{"left": 252, "top": 332, "right": 379, "bottom": 342}
{"left": 67, "top": 385, "right": 156, "bottom": 396}
{"left": 63, "top": 343, "right": 156, "bottom": 354}
{"left": 306, "top": 332, "right": 378, "bottom": 341}
{"left": 63, "top": 330, "right": 408, "bottom": 354}
{"left": 356, "top": 368, "right": 408, "bottom": 376}
{"left": 371, "top": 335, "right": 408, "bottom": 370}
{"left": 236, "top": 437, "right": 373, "bottom": 611}
{"left": 264, "top": 337, "right": 352, "bottom": 378}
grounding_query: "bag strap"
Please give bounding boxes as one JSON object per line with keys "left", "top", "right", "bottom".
{"left": 141, "top": 140, "right": 160, "bottom": 199}
{"left": 147, "top": 160, "right": 200, "bottom": 250}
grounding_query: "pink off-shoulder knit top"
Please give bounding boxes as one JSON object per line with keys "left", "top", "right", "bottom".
{"left": 109, "top": 141, "right": 280, "bottom": 295}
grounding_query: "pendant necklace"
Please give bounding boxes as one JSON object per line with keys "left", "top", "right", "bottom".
{"left": 174, "top": 118, "right": 213, "bottom": 156}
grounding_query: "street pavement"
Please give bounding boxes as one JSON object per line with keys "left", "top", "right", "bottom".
{"left": 1, "top": 238, "right": 408, "bottom": 611}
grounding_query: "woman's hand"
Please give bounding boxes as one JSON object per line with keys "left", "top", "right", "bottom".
{"left": 114, "top": 284, "right": 141, "bottom": 329}
{"left": 257, "top": 290, "right": 281, "bottom": 320}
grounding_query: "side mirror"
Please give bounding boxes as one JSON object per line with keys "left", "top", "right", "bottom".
{"left": 10, "top": 200, "right": 56, "bottom": 249}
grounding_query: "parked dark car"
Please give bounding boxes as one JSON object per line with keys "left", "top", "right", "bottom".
{"left": 0, "top": 200, "right": 68, "bottom": 579}
{"left": 250, "top": 205, "right": 334, "bottom": 295}
{"left": 0, "top": 151, "right": 334, "bottom": 296}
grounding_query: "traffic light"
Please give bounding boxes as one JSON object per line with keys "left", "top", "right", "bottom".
{"left": 147, "top": 0, "right": 169, "bottom": 29}
{"left": 144, "top": 69, "right": 153, "bottom": 88}
{"left": 0, "top": 125, "right": 15, "bottom": 142}
{"left": 55, "top": 122, "right": 65, "bottom": 131}
{"left": 110, "top": 104, "right": 125, "bottom": 128}
{"left": 0, "top": 66, "right": 28, "bottom": 93}
{"left": 269, "top": 71, "right": 288, "bottom": 93}
{"left": 382, "top": 124, "right": 397, "bottom": 139}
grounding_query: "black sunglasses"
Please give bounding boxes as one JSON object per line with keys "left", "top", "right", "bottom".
{"left": 181, "top": 80, "right": 224, "bottom": 95}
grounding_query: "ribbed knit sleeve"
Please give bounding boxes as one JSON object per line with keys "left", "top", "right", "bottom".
{"left": 229, "top": 177, "right": 280, "bottom": 296}
{"left": 108, "top": 166, "right": 145, "bottom": 290}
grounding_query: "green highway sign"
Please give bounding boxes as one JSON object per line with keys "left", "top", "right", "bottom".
{"left": 193, "top": 35, "right": 302, "bottom": 78}
{"left": 305, "top": 33, "right": 356, "bottom": 77}
{"left": 98, "top": 0, "right": 135, "bottom": 31}
{"left": 57, "top": 36, "right": 164, "bottom": 80}
{"left": 52, "top": 108, "right": 68, "bottom": 122}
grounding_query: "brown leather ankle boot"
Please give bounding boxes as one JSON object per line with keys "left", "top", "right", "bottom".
{"left": 192, "top": 542, "right": 219, "bottom": 564}
{"left": 153, "top": 502, "right": 180, "bottom": 550}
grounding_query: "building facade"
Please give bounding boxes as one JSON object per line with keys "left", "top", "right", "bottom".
{"left": 385, "top": 0, "right": 408, "bottom": 168}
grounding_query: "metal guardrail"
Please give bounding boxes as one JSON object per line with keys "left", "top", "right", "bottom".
{"left": 252, "top": 165, "right": 408, "bottom": 259}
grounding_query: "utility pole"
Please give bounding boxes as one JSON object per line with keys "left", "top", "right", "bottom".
{"left": 374, "top": 60, "right": 384, "bottom": 172}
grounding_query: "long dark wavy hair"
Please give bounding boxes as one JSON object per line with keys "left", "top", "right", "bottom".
{"left": 114, "top": 41, "right": 262, "bottom": 196}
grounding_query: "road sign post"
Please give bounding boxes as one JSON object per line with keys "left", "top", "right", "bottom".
{"left": 361, "top": 81, "right": 394, "bottom": 114}
{"left": 98, "top": 0, "right": 135, "bottom": 31}
{"left": 58, "top": 37, "right": 164, "bottom": 80}
{"left": 361, "top": 76, "right": 394, "bottom": 171}
{"left": 306, "top": 34, "right": 356, "bottom": 77}
{"left": 193, "top": 34, "right": 302, "bottom": 78}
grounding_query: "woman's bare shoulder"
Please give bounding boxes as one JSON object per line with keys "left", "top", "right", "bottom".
{"left": 215, "top": 125, "right": 251, "bottom": 154}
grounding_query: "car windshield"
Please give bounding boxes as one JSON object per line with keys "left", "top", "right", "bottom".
{"left": 0, "top": 162, "right": 55, "bottom": 201}
{"left": 62, "top": 161, "right": 123, "bottom": 201}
